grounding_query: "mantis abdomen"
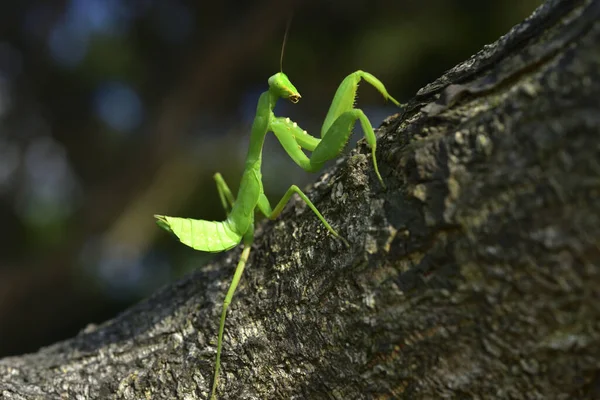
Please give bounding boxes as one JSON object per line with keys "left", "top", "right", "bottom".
{"left": 155, "top": 216, "right": 242, "bottom": 253}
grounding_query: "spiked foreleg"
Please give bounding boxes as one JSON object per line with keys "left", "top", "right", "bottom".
{"left": 321, "top": 70, "right": 400, "bottom": 137}
{"left": 271, "top": 111, "right": 386, "bottom": 187}
{"left": 314, "top": 109, "right": 385, "bottom": 187}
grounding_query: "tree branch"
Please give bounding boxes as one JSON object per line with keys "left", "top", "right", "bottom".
{"left": 1, "top": 0, "right": 599, "bottom": 398}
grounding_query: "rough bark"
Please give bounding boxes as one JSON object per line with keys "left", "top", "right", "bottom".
{"left": 1, "top": 0, "right": 599, "bottom": 398}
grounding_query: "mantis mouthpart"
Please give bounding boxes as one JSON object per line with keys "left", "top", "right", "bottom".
{"left": 155, "top": 69, "right": 400, "bottom": 399}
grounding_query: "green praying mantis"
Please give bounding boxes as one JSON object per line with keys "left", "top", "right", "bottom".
{"left": 155, "top": 39, "right": 399, "bottom": 399}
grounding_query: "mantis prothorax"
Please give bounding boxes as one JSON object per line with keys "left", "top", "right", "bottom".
{"left": 155, "top": 62, "right": 399, "bottom": 398}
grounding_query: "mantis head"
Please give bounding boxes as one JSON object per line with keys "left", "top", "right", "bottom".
{"left": 268, "top": 72, "right": 301, "bottom": 103}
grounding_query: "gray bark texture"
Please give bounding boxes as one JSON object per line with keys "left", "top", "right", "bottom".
{"left": 2, "top": 0, "right": 599, "bottom": 398}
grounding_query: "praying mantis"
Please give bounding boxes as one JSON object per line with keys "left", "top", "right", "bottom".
{"left": 155, "top": 46, "right": 399, "bottom": 399}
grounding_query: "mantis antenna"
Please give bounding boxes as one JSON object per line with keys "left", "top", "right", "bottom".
{"left": 280, "top": 15, "right": 293, "bottom": 72}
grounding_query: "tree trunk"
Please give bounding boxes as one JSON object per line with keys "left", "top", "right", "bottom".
{"left": 1, "top": 0, "right": 599, "bottom": 398}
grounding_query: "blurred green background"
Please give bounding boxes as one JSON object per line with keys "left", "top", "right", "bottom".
{"left": 0, "top": 0, "right": 542, "bottom": 357}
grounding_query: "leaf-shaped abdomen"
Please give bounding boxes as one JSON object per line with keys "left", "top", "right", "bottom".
{"left": 155, "top": 215, "right": 242, "bottom": 253}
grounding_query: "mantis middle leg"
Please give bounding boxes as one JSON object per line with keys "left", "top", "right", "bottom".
{"left": 256, "top": 187, "right": 349, "bottom": 246}
{"left": 213, "top": 172, "right": 235, "bottom": 212}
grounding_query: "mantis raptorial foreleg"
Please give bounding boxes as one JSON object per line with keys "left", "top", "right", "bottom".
{"left": 155, "top": 65, "right": 400, "bottom": 399}
{"left": 271, "top": 70, "right": 399, "bottom": 188}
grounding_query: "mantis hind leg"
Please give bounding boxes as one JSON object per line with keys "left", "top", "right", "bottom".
{"left": 210, "top": 230, "right": 254, "bottom": 400}
{"left": 256, "top": 187, "right": 349, "bottom": 247}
